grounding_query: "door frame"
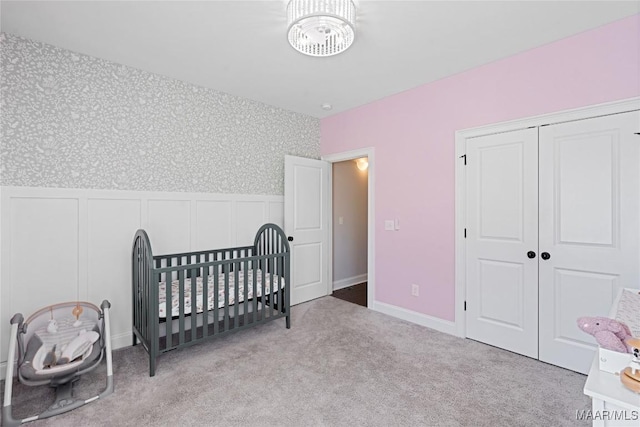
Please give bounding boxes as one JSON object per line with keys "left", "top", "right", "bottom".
{"left": 454, "top": 96, "right": 640, "bottom": 338}
{"left": 322, "top": 147, "right": 375, "bottom": 308}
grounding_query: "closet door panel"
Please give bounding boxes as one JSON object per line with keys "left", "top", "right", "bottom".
{"left": 539, "top": 111, "right": 640, "bottom": 374}
{"left": 465, "top": 128, "right": 539, "bottom": 358}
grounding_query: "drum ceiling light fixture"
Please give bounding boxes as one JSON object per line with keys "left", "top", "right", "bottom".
{"left": 287, "top": 0, "right": 356, "bottom": 57}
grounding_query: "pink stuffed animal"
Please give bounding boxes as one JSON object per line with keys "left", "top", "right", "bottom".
{"left": 577, "top": 316, "right": 632, "bottom": 353}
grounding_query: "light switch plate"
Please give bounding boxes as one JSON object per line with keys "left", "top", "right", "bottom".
{"left": 338, "top": 216, "right": 344, "bottom": 225}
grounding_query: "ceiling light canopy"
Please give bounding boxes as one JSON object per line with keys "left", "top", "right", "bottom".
{"left": 287, "top": 0, "right": 356, "bottom": 57}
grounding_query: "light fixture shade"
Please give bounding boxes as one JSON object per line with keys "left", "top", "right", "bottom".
{"left": 287, "top": 0, "right": 356, "bottom": 57}
{"left": 356, "top": 157, "right": 368, "bottom": 171}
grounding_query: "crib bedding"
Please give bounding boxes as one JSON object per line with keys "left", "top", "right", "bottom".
{"left": 158, "top": 269, "right": 284, "bottom": 318}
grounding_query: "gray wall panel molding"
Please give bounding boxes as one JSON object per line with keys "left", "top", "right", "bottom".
{"left": 0, "top": 33, "right": 320, "bottom": 195}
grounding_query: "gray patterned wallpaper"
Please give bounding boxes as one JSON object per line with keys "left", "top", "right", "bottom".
{"left": 0, "top": 33, "right": 320, "bottom": 195}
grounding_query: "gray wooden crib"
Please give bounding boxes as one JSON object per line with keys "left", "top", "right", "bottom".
{"left": 132, "top": 223, "right": 290, "bottom": 376}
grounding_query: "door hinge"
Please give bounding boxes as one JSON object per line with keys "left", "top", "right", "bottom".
{"left": 459, "top": 154, "right": 466, "bottom": 165}
{"left": 464, "top": 301, "right": 467, "bottom": 311}
{"left": 464, "top": 228, "right": 467, "bottom": 238}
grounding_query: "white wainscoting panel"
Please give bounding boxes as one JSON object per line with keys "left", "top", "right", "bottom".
{"left": 147, "top": 199, "right": 192, "bottom": 255}
{"left": 194, "top": 200, "right": 233, "bottom": 251}
{"left": 87, "top": 198, "right": 142, "bottom": 345}
{"left": 236, "top": 201, "right": 267, "bottom": 246}
{"left": 9, "top": 197, "right": 80, "bottom": 320}
{"left": 268, "top": 201, "right": 284, "bottom": 229}
{"left": 0, "top": 186, "right": 284, "bottom": 374}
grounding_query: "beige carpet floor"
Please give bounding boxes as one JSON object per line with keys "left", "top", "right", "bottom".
{"left": 1, "top": 296, "right": 591, "bottom": 426}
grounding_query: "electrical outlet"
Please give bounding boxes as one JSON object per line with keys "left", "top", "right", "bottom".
{"left": 411, "top": 284, "right": 419, "bottom": 297}
{"left": 384, "top": 220, "right": 394, "bottom": 231}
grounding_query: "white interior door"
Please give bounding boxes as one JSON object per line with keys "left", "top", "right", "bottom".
{"left": 538, "top": 110, "right": 640, "bottom": 374}
{"left": 284, "top": 155, "right": 330, "bottom": 305}
{"left": 465, "top": 128, "right": 539, "bottom": 358}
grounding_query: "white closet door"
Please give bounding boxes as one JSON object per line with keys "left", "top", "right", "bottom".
{"left": 465, "top": 128, "right": 539, "bottom": 358}
{"left": 538, "top": 111, "right": 640, "bottom": 374}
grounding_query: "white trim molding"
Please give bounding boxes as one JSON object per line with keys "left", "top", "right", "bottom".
{"left": 333, "top": 274, "right": 368, "bottom": 291}
{"left": 454, "top": 96, "right": 640, "bottom": 339}
{"left": 372, "top": 301, "right": 458, "bottom": 337}
{"left": 322, "top": 147, "right": 376, "bottom": 309}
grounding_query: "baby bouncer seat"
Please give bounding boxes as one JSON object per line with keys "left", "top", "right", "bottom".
{"left": 2, "top": 300, "right": 114, "bottom": 426}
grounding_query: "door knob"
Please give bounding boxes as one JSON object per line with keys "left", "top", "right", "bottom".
{"left": 527, "top": 251, "right": 536, "bottom": 259}
{"left": 287, "top": 236, "right": 294, "bottom": 242}
{"left": 541, "top": 252, "right": 551, "bottom": 260}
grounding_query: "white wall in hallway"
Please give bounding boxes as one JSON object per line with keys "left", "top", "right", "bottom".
{"left": 332, "top": 160, "right": 368, "bottom": 289}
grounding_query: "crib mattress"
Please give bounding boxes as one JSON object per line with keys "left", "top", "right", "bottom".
{"left": 158, "top": 269, "right": 284, "bottom": 318}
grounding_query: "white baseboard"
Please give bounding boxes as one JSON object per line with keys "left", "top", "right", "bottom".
{"left": 372, "top": 301, "right": 457, "bottom": 337}
{"left": 333, "top": 273, "right": 368, "bottom": 291}
{"left": 111, "top": 331, "right": 133, "bottom": 351}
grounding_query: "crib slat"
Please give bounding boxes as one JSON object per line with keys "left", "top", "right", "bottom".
{"left": 202, "top": 256, "right": 209, "bottom": 338}
{"left": 223, "top": 261, "right": 229, "bottom": 332}
{"left": 261, "top": 267, "right": 266, "bottom": 321}
{"left": 252, "top": 260, "right": 258, "bottom": 324}
{"left": 143, "top": 244, "right": 148, "bottom": 343}
{"left": 164, "top": 258, "right": 172, "bottom": 350}
{"left": 139, "top": 243, "right": 144, "bottom": 342}
{"left": 270, "top": 259, "right": 274, "bottom": 318}
{"left": 152, "top": 270, "right": 160, "bottom": 372}
{"left": 178, "top": 270, "right": 185, "bottom": 346}
{"left": 269, "top": 227, "right": 274, "bottom": 274}
{"left": 214, "top": 255, "right": 220, "bottom": 335}
{"left": 191, "top": 268, "right": 197, "bottom": 342}
{"left": 234, "top": 261, "right": 239, "bottom": 328}
{"left": 243, "top": 259, "right": 249, "bottom": 325}
{"left": 276, "top": 235, "right": 281, "bottom": 313}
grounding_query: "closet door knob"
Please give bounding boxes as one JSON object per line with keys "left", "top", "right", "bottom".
{"left": 287, "top": 236, "right": 294, "bottom": 242}
{"left": 541, "top": 252, "right": 551, "bottom": 260}
{"left": 527, "top": 251, "right": 536, "bottom": 259}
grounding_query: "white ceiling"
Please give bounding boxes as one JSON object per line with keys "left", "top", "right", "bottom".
{"left": 1, "top": 1, "right": 638, "bottom": 118}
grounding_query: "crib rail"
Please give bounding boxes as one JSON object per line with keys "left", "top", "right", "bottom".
{"left": 132, "top": 224, "right": 290, "bottom": 376}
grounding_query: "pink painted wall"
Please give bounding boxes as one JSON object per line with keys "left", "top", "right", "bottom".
{"left": 321, "top": 15, "right": 640, "bottom": 322}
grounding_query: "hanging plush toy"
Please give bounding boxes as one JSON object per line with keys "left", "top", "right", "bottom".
{"left": 576, "top": 316, "right": 632, "bottom": 353}
{"left": 46, "top": 307, "right": 58, "bottom": 334}
{"left": 72, "top": 302, "right": 83, "bottom": 327}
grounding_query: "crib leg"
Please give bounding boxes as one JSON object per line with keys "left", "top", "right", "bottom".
{"left": 286, "top": 315, "right": 290, "bottom": 329}
{"left": 149, "top": 354, "right": 156, "bottom": 377}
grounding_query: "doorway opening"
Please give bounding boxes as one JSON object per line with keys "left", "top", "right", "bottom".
{"left": 321, "top": 147, "right": 375, "bottom": 309}
{"left": 330, "top": 158, "right": 368, "bottom": 307}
